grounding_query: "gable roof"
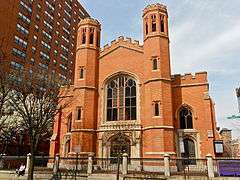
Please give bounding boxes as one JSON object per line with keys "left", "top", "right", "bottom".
{"left": 99, "top": 36, "right": 143, "bottom": 59}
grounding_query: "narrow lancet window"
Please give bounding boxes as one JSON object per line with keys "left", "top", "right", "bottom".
{"left": 151, "top": 15, "right": 156, "bottom": 32}
{"left": 154, "top": 102, "right": 160, "bottom": 116}
{"left": 160, "top": 16, "right": 165, "bottom": 33}
{"left": 89, "top": 28, "right": 94, "bottom": 44}
{"left": 82, "top": 28, "right": 86, "bottom": 44}
{"left": 152, "top": 58, "right": 158, "bottom": 70}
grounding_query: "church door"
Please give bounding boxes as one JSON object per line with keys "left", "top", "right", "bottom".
{"left": 110, "top": 135, "right": 131, "bottom": 163}
{"left": 182, "top": 138, "right": 196, "bottom": 165}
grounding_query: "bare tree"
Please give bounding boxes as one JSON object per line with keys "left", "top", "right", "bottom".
{"left": 9, "top": 71, "right": 70, "bottom": 180}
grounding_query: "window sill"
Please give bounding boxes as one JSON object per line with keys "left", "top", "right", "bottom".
{"left": 102, "top": 120, "right": 138, "bottom": 126}
{"left": 152, "top": 116, "right": 161, "bottom": 118}
{"left": 75, "top": 119, "right": 82, "bottom": 122}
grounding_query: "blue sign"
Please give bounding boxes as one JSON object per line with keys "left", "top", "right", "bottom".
{"left": 218, "top": 160, "right": 240, "bottom": 177}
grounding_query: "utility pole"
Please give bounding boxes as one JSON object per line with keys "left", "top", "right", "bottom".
{"left": 236, "top": 88, "right": 240, "bottom": 113}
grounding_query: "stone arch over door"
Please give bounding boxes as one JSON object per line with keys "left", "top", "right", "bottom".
{"left": 99, "top": 130, "right": 141, "bottom": 159}
{"left": 110, "top": 133, "right": 131, "bottom": 157}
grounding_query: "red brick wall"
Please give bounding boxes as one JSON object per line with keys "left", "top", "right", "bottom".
{"left": 49, "top": 4, "right": 220, "bottom": 158}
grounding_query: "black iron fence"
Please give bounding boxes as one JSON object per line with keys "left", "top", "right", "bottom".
{"left": 0, "top": 156, "right": 26, "bottom": 170}
{"left": 128, "top": 158, "right": 164, "bottom": 175}
{"left": 93, "top": 157, "right": 119, "bottom": 173}
{"left": 169, "top": 158, "right": 207, "bottom": 176}
{"left": 1, "top": 154, "right": 240, "bottom": 178}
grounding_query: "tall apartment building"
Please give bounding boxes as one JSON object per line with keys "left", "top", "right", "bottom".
{"left": 0, "top": 0, "right": 89, "bottom": 83}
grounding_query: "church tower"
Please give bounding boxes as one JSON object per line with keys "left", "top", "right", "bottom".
{"left": 142, "top": 4, "right": 175, "bottom": 157}
{"left": 71, "top": 18, "right": 101, "bottom": 154}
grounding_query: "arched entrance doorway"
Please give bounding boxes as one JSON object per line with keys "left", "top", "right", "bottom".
{"left": 182, "top": 138, "right": 196, "bottom": 165}
{"left": 110, "top": 134, "right": 131, "bottom": 163}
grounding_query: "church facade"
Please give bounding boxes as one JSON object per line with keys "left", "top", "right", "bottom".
{"left": 49, "top": 4, "right": 220, "bottom": 159}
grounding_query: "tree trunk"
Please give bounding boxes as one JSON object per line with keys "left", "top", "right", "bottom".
{"left": 27, "top": 144, "right": 35, "bottom": 180}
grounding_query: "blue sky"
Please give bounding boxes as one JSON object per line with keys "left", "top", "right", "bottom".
{"left": 80, "top": 0, "right": 240, "bottom": 137}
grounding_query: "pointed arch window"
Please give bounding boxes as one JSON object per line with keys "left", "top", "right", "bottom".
{"left": 79, "top": 66, "right": 84, "bottom": 79}
{"left": 67, "top": 113, "right": 72, "bottom": 132}
{"left": 82, "top": 28, "right": 86, "bottom": 44}
{"left": 106, "top": 75, "right": 137, "bottom": 121}
{"left": 151, "top": 14, "right": 156, "bottom": 32}
{"left": 153, "top": 101, "right": 160, "bottom": 116}
{"left": 179, "top": 106, "right": 193, "bottom": 129}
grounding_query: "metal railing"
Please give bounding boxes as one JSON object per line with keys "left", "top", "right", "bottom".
{"left": 170, "top": 158, "right": 207, "bottom": 176}
{"left": 1, "top": 154, "right": 240, "bottom": 178}
{"left": 128, "top": 158, "right": 164, "bottom": 175}
{"left": 93, "top": 157, "right": 119, "bottom": 173}
{"left": 0, "top": 156, "right": 26, "bottom": 170}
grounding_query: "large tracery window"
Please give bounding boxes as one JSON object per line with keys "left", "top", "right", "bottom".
{"left": 106, "top": 75, "right": 137, "bottom": 121}
{"left": 179, "top": 106, "right": 193, "bottom": 129}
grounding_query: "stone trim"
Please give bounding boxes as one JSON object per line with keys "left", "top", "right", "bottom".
{"left": 144, "top": 78, "right": 172, "bottom": 84}
{"left": 144, "top": 34, "right": 169, "bottom": 42}
{"left": 142, "top": 125, "right": 174, "bottom": 131}
{"left": 72, "top": 129, "right": 95, "bottom": 132}
{"left": 73, "top": 86, "right": 97, "bottom": 91}
{"left": 76, "top": 47, "right": 100, "bottom": 51}
{"left": 145, "top": 151, "right": 176, "bottom": 155}
{"left": 99, "top": 45, "right": 143, "bottom": 59}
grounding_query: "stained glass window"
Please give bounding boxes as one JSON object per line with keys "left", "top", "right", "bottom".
{"left": 107, "top": 75, "right": 137, "bottom": 121}
{"left": 180, "top": 106, "right": 193, "bottom": 129}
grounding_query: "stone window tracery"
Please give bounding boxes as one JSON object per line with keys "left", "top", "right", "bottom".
{"left": 179, "top": 106, "right": 193, "bottom": 129}
{"left": 106, "top": 75, "right": 137, "bottom": 121}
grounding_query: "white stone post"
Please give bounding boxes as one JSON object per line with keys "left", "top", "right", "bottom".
{"left": 53, "top": 154, "right": 60, "bottom": 174}
{"left": 164, "top": 154, "right": 170, "bottom": 177}
{"left": 87, "top": 153, "right": 94, "bottom": 174}
{"left": 206, "top": 154, "right": 214, "bottom": 178}
{"left": 122, "top": 153, "right": 128, "bottom": 175}
{"left": 25, "top": 153, "right": 31, "bottom": 174}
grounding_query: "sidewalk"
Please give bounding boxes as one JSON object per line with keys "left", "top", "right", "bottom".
{"left": 1, "top": 171, "right": 240, "bottom": 180}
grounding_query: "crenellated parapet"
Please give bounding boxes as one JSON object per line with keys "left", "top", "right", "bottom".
{"left": 171, "top": 72, "right": 208, "bottom": 86}
{"left": 78, "top": 17, "right": 101, "bottom": 27}
{"left": 143, "top": 3, "right": 167, "bottom": 16}
{"left": 100, "top": 36, "right": 143, "bottom": 58}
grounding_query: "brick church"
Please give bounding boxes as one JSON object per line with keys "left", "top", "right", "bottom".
{"left": 49, "top": 3, "right": 221, "bottom": 160}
